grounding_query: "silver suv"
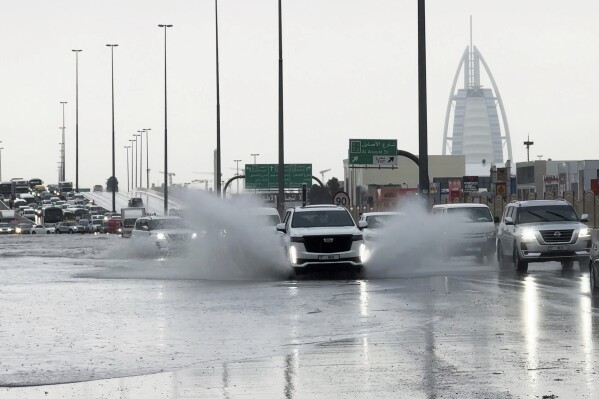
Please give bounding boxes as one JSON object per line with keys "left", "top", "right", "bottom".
{"left": 496, "top": 200, "right": 591, "bottom": 272}
{"left": 277, "top": 205, "right": 367, "bottom": 274}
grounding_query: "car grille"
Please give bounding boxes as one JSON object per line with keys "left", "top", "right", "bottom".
{"left": 169, "top": 233, "right": 189, "bottom": 242}
{"left": 303, "top": 235, "right": 352, "bottom": 253}
{"left": 540, "top": 229, "right": 574, "bottom": 244}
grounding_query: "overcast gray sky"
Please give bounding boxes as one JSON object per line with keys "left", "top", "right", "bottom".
{"left": 1, "top": 0, "right": 597, "bottom": 189}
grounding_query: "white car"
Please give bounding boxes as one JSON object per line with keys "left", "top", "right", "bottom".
{"left": 359, "top": 211, "right": 405, "bottom": 244}
{"left": 277, "top": 205, "right": 367, "bottom": 274}
{"left": 0, "top": 223, "right": 14, "bottom": 234}
{"left": 431, "top": 203, "right": 498, "bottom": 263}
{"left": 131, "top": 216, "right": 197, "bottom": 255}
{"left": 21, "top": 208, "right": 36, "bottom": 221}
{"left": 31, "top": 224, "right": 55, "bottom": 234}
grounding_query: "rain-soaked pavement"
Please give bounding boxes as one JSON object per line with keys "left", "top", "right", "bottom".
{"left": 1, "top": 234, "right": 598, "bottom": 398}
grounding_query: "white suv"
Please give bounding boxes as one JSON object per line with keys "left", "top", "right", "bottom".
{"left": 276, "top": 205, "right": 367, "bottom": 273}
{"left": 496, "top": 200, "right": 591, "bottom": 272}
{"left": 131, "top": 216, "right": 197, "bottom": 255}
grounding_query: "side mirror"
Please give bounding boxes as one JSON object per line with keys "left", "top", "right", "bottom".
{"left": 494, "top": 216, "right": 500, "bottom": 224}
{"left": 504, "top": 216, "right": 514, "bottom": 226}
{"left": 581, "top": 213, "right": 589, "bottom": 223}
{"left": 276, "top": 223, "right": 286, "bottom": 233}
{"left": 358, "top": 220, "right": 368, "bottom": 230}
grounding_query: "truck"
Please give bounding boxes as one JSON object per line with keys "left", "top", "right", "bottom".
{"left": 11, "top": 180, "right": 29, "bottom": 196}
{"left": 120, "top": 207, "right": 146, "bottom": 238}
{"left": 58, "top": 181, "right": 74, "bottom": 196}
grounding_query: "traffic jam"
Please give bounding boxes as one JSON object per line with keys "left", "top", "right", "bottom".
{"left": 2, "top": 177, "right": 598, "bottom": 285}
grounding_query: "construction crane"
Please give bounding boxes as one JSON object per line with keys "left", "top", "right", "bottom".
{"left": 159, "top": 171, "right": 176, "bottom": 186}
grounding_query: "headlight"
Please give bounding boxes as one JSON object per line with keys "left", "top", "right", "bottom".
{"left": 191, "top": 232, "right": 198, "bottom": 239}
{"left": 521, "top": 228, "right": 537, "bottom": 242}
{"left": 289, "top": 246, "right": 297, "bottom": 265}
{"left": 15, "top": 228, "right": 21, "bottom": 233}
{"left": 359, "top": 243, "right": 368, "bottom": 263}
{"left": 156, "top": 233, "right": 166, "bottom": 240}
{"left": 579, "top": 228, "right": 591, "bottom": 238}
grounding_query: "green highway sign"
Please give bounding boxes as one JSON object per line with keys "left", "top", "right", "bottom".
{"left": 245, "top": 164, "right": 312, "bottom": 190}
{"left": 348, "top": 139, "right": 397, "bottom": 166}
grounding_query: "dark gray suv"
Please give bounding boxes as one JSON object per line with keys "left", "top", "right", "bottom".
{"left": 496, "top": 200, "right": 591, "bottom": 272}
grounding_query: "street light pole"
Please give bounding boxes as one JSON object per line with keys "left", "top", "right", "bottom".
{"left": 234, "top": 159, "right": 242, "bottom": 194}
{"left": 59, "top": 101, "right": 67, "bottom": 182}
{"left": 133, "top": 133, "right": 140, "bottom": 189}
{"left": 214, "top": 0, "right": 222, "bottom": 198}
{"left": 158, "top": 24, "right": 173, "bottom": 215}
{"left": 72, "top": 49, "right": 82, "bottom": 192}
{"left": 128, "top": 139, "right": 135, "bottom": 192}
{"left": 106, "top": 44, "right": 118, "bottom": 212}
{"left": 144, "top": 128, "right": 151, "bottom": 188}
{"left": 138, "top": 130, "right": 143, "bottom": 188}
{"left": 124, "top": 145, "right": 130, "bottom": 192}
{"left": 277, "top": 0, "right": 285, "bottom": 216}
{"left": 417, "top": 0, "right": 430, "bottom": 202}
{"left": 0, "top": 146, "right": 3, "bottom": 181}
{"left": 251, "top": 153, "right": 259, "bottom": 165}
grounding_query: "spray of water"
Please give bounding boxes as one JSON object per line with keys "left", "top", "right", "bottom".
{"left": 94, "top": 191, "right": 291, "bottom": 281}
{"left": 363, "top": 201, "right": 493, "bottom": 278}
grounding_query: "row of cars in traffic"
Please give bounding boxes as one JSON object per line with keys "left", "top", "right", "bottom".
{"left": 272, "top": 199, "right": 596, "bottom": 276}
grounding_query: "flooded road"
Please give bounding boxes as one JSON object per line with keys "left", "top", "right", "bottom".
{"left": 0, "top": 235, "right": 597, "bottom": 398}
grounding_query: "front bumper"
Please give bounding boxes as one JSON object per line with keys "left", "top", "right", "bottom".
{"left": 518, "top": 237, "right": 591, "bottom": 262}
{"left": 288, "top": 242, "right": 364, "bottom": 268}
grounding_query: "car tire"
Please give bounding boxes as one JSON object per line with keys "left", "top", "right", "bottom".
{"left": 513, "top": 246, "right": 528, "bottom": 273}
{"left": 68, "top": 229, "right": 74, "bottom": 234}
{"left": 46, "top": 231, "right": 50, "bottom": 234}
{"left": 591, "top": 263, "right": 598, "bottom": 295}
{"left": 31, "top": 231, "right": 36, "bottom": 235}
{"left": 578, "top": 258, "right": 588, "bottom": 272}
{"left": 56, "top": 229, "right": 61, "bottom": 234}
{"left": 561, "top": 260, "right": 574, "bottom": 271}
{"left": 497, "top": 244, "right": 508, "bottom": 269}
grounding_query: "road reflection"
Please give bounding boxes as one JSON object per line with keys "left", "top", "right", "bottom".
{"left": 579, "top": 276, "right": 593, "bottom": 395}
{"left": 522, "top": 275, "right": 538, "bottom": 395}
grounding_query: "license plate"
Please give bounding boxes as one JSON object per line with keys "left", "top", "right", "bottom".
{"left": 549, "top": 245, "right": 566, "bottom": 251}
{"left": 319, "top": 254, "right": 340, "bottom": 261}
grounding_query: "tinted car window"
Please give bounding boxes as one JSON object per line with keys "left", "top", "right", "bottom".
{"left": 149, "top": 219, "right": 187, "bottom": 230}
{"left": 517, "top": 205, "right": 578, "bottom": 224}
{"left": 446, "top": 207, "right": 493, "bottom": 222}
{"left": 291, "top": 210, "right": 355, "bottom": 228}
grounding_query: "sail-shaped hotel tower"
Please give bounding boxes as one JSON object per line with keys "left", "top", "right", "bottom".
{"left": 442, "top": 21, "right": 513, "bottom": 176}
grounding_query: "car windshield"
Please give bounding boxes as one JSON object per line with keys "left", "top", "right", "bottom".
{"left": 0, "top": 223, "right": 10, "bottom": 228}
{"left": 365, "top": 214, "right": 402, "bottom": 229}
{"left": 291, "top": 210, "right": 355, "bottom": 228}
{"left": 446, "top": 207, "right": 493, "bottom": 222}
{"left": 149, "top": 219, "right": 188, "bottom": 230}
{"left": 517, "top": 205, "right": 579, "bottom": 224}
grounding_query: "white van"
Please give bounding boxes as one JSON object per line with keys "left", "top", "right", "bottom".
{"left": 431, "top": 203, "right": 498, "bottom": 263}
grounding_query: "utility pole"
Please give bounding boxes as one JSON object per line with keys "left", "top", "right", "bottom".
{"left": 59, "top": 101, "right": 67, "bottom": 182}
{"left": 524, "top": 134, "right": 534, "bottom": 162}
{"left": 417, "top": 0, "right": 430, "bottom": 202}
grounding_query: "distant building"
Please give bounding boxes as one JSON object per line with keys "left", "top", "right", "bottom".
{"left": 516, "top": 160, "right": 599, "bottom": 199}
{"left": 343, "top": 154, "right": 465, "bottom": 208}
{"left": 442, "top": 20, "right": 513, "bottom": 176}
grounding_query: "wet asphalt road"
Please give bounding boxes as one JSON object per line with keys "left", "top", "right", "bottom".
{"left": 0, "top": 234, "right": 598, "bottom": 398}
